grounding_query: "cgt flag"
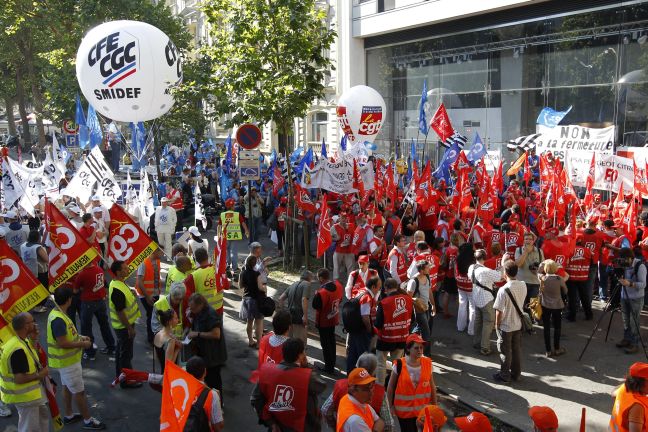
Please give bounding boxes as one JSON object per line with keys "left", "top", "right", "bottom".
{"left": 160, "top": 361, "right": 209, "bottom": 432}
{"left": 45, "top": 199, "right": 98, "bottom": 291}
{"left": 108, "top": 204, "right": 158, "bottom": 277}
{"left": 0, "top": 239, "right": 50, "bottom": 326}
{"left": 429, "top": 103, "right": 454, "bottom": 143}
{"left": 317, "top": 194, "right": 333, "bottom": 258}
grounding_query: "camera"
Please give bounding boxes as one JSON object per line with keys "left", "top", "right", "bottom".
{"left": 529, "top": 262, "right": 540, "bottom": 273}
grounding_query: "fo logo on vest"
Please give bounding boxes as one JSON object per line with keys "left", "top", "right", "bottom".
{"left": 393, "top": 297, "right": 407, "bottom": 318}
{"left": 327, "top": 299, "right": 340, "bottom": 320}
{"left": 269, "top": 385, "right": 295, "bottom": 412}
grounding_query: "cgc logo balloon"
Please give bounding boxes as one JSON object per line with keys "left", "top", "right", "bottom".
{"left": 76, "top": 20, "right": 183, "bottom": 122}
{"left": 336, "top": 85, "right": 386, "bottom": 145}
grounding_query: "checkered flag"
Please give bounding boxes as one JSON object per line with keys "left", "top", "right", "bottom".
{"left": 507, "top": 134, "right": 541, "bottom": 152}
{"left": 442, "top": 131, "right": 468, "bottom": 149}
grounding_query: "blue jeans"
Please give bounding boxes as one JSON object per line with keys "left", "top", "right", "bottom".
{"left": 227, "top": 239, "right": 239, "bottom": 268}
{"left": 346, "top": 331, "right": 372, "bottom": 373}
{"left": 80, "top": 299, "right": 116, "bottom": 355}
{"left": 249, "top": 216, "right": 263, "bottom": 243}
{"left": 414, "top": 311, "right": 432, "bottom": 357}
{"left": 621, "top": 297, "right": 644, "bottom": 345}
{"left": 598, "top": 263, "right": 611, "bottom": 300}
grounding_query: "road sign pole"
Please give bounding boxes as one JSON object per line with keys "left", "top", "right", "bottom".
{"left": 248, "top": 180, "right": 253, "bottom": 243}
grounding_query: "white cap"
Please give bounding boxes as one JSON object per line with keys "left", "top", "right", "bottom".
{"left": 67, "top": 205, "right": 81, "bottom": 214}
{"left": 5, "top": 210, "right": 17, "bottom": 219}
{"left": 161, "top": 197, "right": 170, "bottom": 203}
{"left": 92, "top": 207, "right": 103, "bottom": 213}
{"left": 91, "top": 195, "right": 101, "bottom": 201}
{"left": 188, "top": 226, "right": 201, "bottom": 236}
{"left": 60, "top": 188, "right": 70, "bottom": 197}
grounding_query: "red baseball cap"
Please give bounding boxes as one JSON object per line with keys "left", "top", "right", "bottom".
{"left": 358, "top": 255, "right": 369, "bottom": 264}
{"left": 528, "top": 406, "right": 558, "bottom": 431}
{"left": 629, "top": 362, "right": 648, "bottom": 379}
{"left": 406, "top": 333, "right": 426, "bottom": 345}
{"left": 455, "top": 412, "right": 492, "bottom": 432}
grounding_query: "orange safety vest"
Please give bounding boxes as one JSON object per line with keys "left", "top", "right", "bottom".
{"left": 336, "top": 394, "right": 375, "bottom": 432}
{"left": 610, "top": 384, "right": 648, "bottom": 432}
{"left": 137, "top": 257, "right": 161, "bottom": 297}
{"left": 393, "top": 357, "right": 433, "bottom": 419}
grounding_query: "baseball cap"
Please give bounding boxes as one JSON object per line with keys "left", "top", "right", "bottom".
{"left": 347, "top": 368, "right": 376, "bottom": 386}
{"left": 4, "top": 210, "right": 17, "bottom": 219}
{"left": 161, "top": 197, "right": 170, "bottom": 203}
{"left": 406, "top": 333, "right": 426, "bottom": 345}
{"left": 358, "top": 255, "right": 369, "bottom": 264}
{"left": 91, "top": 195, "right": 101, "bottom": 201}
{"left": 92, "top": 207, "right": 103, "bottom": 214}
{"left": 455, "top": 412, "right": 492, "bottom": 432}
{"left": 67, "top": 205, "right": 81, "bottom": 214}
{"left": 417, "top": 405, "right": 447, "bottom": 428}
{"left": 629, "top": 362, "right": 648, "bottom": 379}
{"left": 188, "top": 226, "right": 201, "bottom": 236}
{"left": 528, "top": 406, "right": 558, "bottom": 431}
{"left": 357, "top": 213, "right": 366, "bottom": 219}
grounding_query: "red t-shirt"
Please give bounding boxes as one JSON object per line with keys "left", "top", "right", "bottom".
{"left": 78, "top": 224, "right": 100, "bottom": 251}
{"left": 74, "top": 263, "right": 107, "bottom": 302}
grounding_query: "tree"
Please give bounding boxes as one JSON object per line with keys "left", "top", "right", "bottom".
{"left": 200, "top": 0, "right": 336, "bottom": 153}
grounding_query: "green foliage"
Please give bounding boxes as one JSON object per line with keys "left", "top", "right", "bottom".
{"left": 200, "top": 0, "right": 336, "bottom": 136}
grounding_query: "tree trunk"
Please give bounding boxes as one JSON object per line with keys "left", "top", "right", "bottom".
{"left": 4, "top": 97, "right": 16, "bottom": 136}
{"left": 22, "top": 44, "right": 46, "bottom": 148}
{"left": 15, "top": 66, "right": 32, "bottom": 147}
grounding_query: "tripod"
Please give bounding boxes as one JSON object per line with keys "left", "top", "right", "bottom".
{"left": 579, "top": 281, "right": 648, "bottom": 361}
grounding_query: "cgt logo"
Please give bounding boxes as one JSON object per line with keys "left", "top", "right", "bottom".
{"left": 359, "top": 106, "right": 383, "bottom": 135}
{"left": 89, "top": 31, "right": 141, "bottom": 100}
{"left": 269, "top": 385, "right": 295, "bottom": 412}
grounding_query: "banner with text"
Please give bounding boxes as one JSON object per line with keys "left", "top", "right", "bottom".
{"left": 301, "top": 159, "right": 374, "bottom": 194}
{"left": 1, "top": 158, "right": 26, "bottom": 210}
{"left": 67, "top": 146, "right": 122, "bottom": 205}
{"left": 566, "top": 151, "right": 634, "bottom": 192}
{"left": 108, "top": 204, "right": 158, "bottom": 277}
{"left": 45, "top": 199, "right": 98, "bottom": 290}
{"left": 534, "top": 125, "right": 615, "bottom": 160}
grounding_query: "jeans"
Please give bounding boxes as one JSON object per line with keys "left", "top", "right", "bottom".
{"left": 249, "top": 216, "right": 263, "bottom": 243}
{"left": 318, "top": 326, "right": 337, "bottom": 372}
{"left": 414, "top": 311, "right": 431, "bottom": 357}
{"left": 457, "top": 290, "right": 475, "bottom": 335}
{"left": 376, "top": 348, "right": 404, "bottom": 387}
{"left": 473, "top": 300, "right": 495, "bottom": 351}
{"left": 80, "top": 300, "right": 115, "bottom": 355}
{"left": 621, "top": 297, "right": 644, "bottom": 345}
{"left": 566, "top": 280, "right": 593, "bottom": 320}
{"left": 67, "top": 292, "right": 82, "bottom": 328}
{"left": 139, "top": 295, "right": 159, "bottom": 344}
{"left": 227, "top": 239, "right": 239, "bottom": 269}
{"left": 541, "top": 307, "right": 563, "bottom": 352}
{"left": 115, "top": 328, "right": 135, "bottom": 381}
{"left": 496, "top": 329, "right": 521, "bottom": 381}
{"left": 598, "top": 263, "right": 611, "bottom": 300}
{"left": 346, "top": 331, "right": 372, "bottom": 373}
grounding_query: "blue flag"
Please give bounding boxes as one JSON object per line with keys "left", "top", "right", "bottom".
{"left": 321, "top": 138, "right": 327, "bottom": 159}
{"left": 86, "top": 105, "right": 103, "bottom": 149}
{"left": 270, "top": 148, "right": 277, "bottom": 165}
{"left": 290, "top": 146, "right": 304, "bottom": 164}
{"left": 410, "top": 139, "right": 417, "bottom": 166}
{"left": 224, "top": 134, "right": 232, "bottom": 173}
{"left": 418, "top": 79, "right": 428, "bottom": 135}
{"left": 466, "top": 132, "right": 486, "bottom": 164}
{"left": 296, "top": 147, "right": 313, "bottom": 175}
{"left": 340, "top": 134, "right": 347, "bottom": 152}
{"left": 536, "top": 106, "right": 572, "bottom": 128}
{"left": 433, "top": 142, "right": 461, "bottom": 183}
{"left": 76, "top": 95, "right": 89, "bottom": 149}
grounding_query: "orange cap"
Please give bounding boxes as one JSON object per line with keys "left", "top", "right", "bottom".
{"left": 406, "top": 333, "right": 426, "bottom": 345}
{"left": 348, "top": 368, "right": 376, "bottom": 386}
{"left": 455, "top": 412, "right": 492, "bottom": 432}
{"left": 417, "top": 405, "right": 447, "bottom": 427}
{"left": 629, "top": 362, "right": 648, "bottom": 379}
{"left": 528, "top": 406, "right": 558, "bottom": 430}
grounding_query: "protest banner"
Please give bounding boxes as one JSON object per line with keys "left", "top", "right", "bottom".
{"left": 301, "top": 159, "right": 374, "bottom": 194}
{"left": 108, "top": 204, "right": 158, "bottom": 276}
{"left": 565, "top": 151, "right": 634, "bottom": 192}
{"left": 534, "top": 125, "right": 615, "bottom": 160}
{"left": 1, "top": 158, "right": 26, "bottom": 210}
{"left": 66, "top": 146, "right": 122, "bottom": 205}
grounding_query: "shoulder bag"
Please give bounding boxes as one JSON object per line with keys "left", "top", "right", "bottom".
{"left": 504, "top": 288, "right": 534, "bottom": 334}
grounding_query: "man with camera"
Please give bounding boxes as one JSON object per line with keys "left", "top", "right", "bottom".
{"left": 614, "top": 248, "right": 646, "bottom": 355}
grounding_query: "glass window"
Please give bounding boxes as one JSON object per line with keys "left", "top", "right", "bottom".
{"left": 310, "top": 112, "right": 328, "bottom": 143}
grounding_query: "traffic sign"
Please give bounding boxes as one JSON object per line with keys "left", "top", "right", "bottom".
{"left": 63, "top": 120, "right": 78, "bottom": 134}
{"left": 66, "top": 135, "right": 79, "bottom": 147}
{"left": 239, "top": 158, "right": 260, "bottom": 181}
{"left": 236, "top": 123, "right": 262, "bottom": 150}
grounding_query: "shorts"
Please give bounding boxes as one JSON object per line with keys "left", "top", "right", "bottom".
{"left": 442, "top": 278, "right": 458, "bottom": 295}
{"left": 239, "top": 297, "right": 263, "bottom": 321}
{"left": 57, "top": 362, "right": 84, "bottom": 393}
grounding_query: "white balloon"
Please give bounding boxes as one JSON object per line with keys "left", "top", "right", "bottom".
{"left": 336, "top": 85, "right": 386, "bottom": 144}
{"left": 76, "top": 20, "right": 182, "bottom": 122}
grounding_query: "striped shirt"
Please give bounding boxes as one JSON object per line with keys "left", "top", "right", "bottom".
{"left": 468, "top": 263, "right": 503, "bottom": 308}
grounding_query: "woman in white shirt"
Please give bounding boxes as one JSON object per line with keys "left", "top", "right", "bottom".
{"left": 187, "top": 226, "right": 209, "bottom": 262}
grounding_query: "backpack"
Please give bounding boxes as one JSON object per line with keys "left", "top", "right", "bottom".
{"left": 342, "top": 288, "right": 368, "bottom": 333}
{"left": 183, "top": 387, "right": 212, "bottom": 432}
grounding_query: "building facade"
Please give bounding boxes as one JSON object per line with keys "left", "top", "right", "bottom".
{"left": 337, "top": 0, "right": 648, "bottom": 161}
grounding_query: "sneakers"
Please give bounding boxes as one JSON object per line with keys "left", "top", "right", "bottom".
{"left": 63, "top": 413, "right": 83, "bottom": 424}
{"left": 554, "top": 347, "right": 567, "bottom": 356}
{"left": 0, "top": 403, "right": 11, "bottom": 417}
{"left": 83, "top": 417, "right": 106, "bottom": 430}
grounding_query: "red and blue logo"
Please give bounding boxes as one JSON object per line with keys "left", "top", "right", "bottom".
{"left": 88, "top": 31, "right": 138, "bottom": 88}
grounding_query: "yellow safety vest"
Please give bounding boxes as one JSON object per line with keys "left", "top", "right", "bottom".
{"left": 165, "top": 266, "right": 191, "bottom": 293}
{"left": 46, "top": 310, "right": 82, "bottom": 369}
{"left": 109, "top": 280, "right": 142, "bottom": 330}
{"left": 191, "top": 266, "right": 222, "bottom": 311}
{"left": 0, "top": 336, "right": 43, "bottom": 404}
{"left": 220, "top": 211, "right": 242, "bottom": 240}
{"left": 154, "top": 295, "right": 184, "bottom": 337}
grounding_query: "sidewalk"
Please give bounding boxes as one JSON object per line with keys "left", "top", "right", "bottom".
{"left": 265, "top": 270, "right": 632, "bottom": 431}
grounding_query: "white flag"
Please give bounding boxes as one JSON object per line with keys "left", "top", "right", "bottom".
{"left": 138, "top": 169, "right": 154, "bottom": 232}
{"left": 1, "top": 158, "right": 26, "bottom": 210}
{"left": 194, "top": 183, "right": 207, "bottom": 230}
{"left": 67, "top": 146, "right": 122, "bottom": 205}
{"left": 9, "top": 158, "right": 43, "bottom": 214}
{"left": 42, "top": 150, "right": 64, "bottom": 198}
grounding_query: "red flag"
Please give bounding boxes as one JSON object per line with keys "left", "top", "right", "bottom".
{"left": 0, "top": 239, "right": 50, "bottom": 320}
{"left": 560, "top": 169, "right": 578, "bottom": 206}
{"left": 458, "top": 172, "right": 473, "bottom": 214}
{"left": 412, "top": 159, "right": 420, "bottom": 186}
{"left": 623, "top": 193, "right": 637, "bottom": 240}
{"left": 352, "top": 159, "right": 365, "bottom": 197}
{"left": 492, "top": 160, "right": 504, "bottom": 195}
{"left": 374, "top": 159, "right": 384, "bottom": 199}
{"left": 45, "top": 199, "right": 98, "bottom": 290}
{"left": 612, "top": 183, "right": 625, "bottom": 220}
{"left": 385, "top": 163, "right": 397, "bottom": 211}
{"left": 415, "top": 162, "right": 433, "bottom": 211}
{"left": 451, "top": 151, "right": 471, "bottom": 177}
{"left": 108, "top": 204, "right": 158, "bottom": 277}
{"left": 214, "top": 232, "right": 230, "bottom": 291}
{"left": 582, "top": 153, "right": 596, "bottom": 210}
{"left": 160, "top": 361, "right": 208, "bottom": 432}
{"left": 294, "top": 183, "right": 317, "bottom": 214}
{"left": 272, "top": 166, "right": 285, "bottom": 198}
{"left": 633, "top": 159, "right": 648, "bottom": 197}
{"left": 429, "top": 103, "right": 454, "bottom": 142}
{"left": 523, "top": 152, "right": 531, "bottom": 186}
{"left": 316, "top": 195, "right": 332, "bottom": 257}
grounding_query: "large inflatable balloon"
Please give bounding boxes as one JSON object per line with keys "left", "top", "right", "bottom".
{"left": 336, "top": 85, "right": 386, "bottom": 144}
{"left": 76, "top": 20, "right": 182, "bottom": 123}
